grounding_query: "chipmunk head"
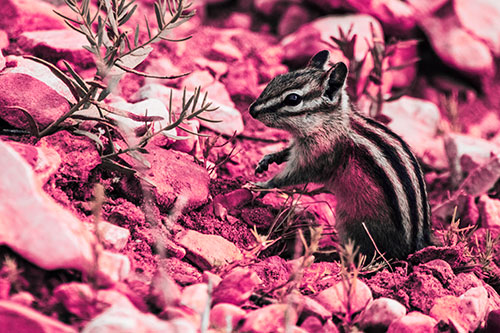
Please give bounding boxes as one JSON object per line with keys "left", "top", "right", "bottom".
{"left": 249, "top": 50, "right": 349, "bottom": 135}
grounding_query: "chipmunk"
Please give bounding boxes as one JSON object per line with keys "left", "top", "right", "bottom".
{"left": 249, "top": 50, "right": 432, "bottom": 259}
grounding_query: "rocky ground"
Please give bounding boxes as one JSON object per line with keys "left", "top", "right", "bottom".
{"left": 1, "top": 0, "right": 500, "bottom": 332}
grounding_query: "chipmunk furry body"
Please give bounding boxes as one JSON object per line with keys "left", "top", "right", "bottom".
{"left": 249, "top": 50, "right": 432, "bottom": 259}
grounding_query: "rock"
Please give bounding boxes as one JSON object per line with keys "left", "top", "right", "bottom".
{"left": 0, "top": 0, "right": 66, "bottom": 35}
{"left": 359, "top": 298, "right": 407, "bottom": 331}
{"left": 419, "top": 13, "right": 494, "bottom": 77}
{"left": 444, "top": 133, "right": 500, "bottom": 187}
{"left": 9, "top": 292, "right": 35, "bottom": 307}
{"left": 17, "top": 30, "right": 94, "bottom": 67}
{"left": 478, "top": 195, "right": 500, "bottom": 228}
{"left": 202, "top": 271, "right": 222, "bottom": 288}
{"left": 132, "top": 84, "right": 244, "bottom": 136}
{"left": 180, "top": 283, "right": 210, "bottom": 314}
{"left": 0, "top": 300, "right": 76, "bottom": 333}
{"left": 0, "top": 50, "right": 5, "bottom": 72}
{"left": 213, "top": 189, "right": 253, "bottom": 220}
{"left": 240, "top": 304, "right": 298, "bottom": 333}
{"left": 221, "top": 59, "right": 261, "bottom": 102}
{"left": 429, "top": 286, "right": 489, "bottom": 332}
{"left": 0, "top": 140, "right": 95, "bottom": 272}
{"left": 212, "top": 267, "right": 262, "bottom": 306}
{"left": 278, "top": 5, "right": 312, "bottom": 37}
{"left": 253, "top": 0, "right": 288, "bottom": 16}
{"left": 82, "top": 297, "right": 195, "bottom": 333}
{"left": 97, "top": 221, "right": 130, "bottom": 251}
{"left": 8, "top": 140, "right": 61, "bottom": 185}
{"left": 460, "top": 154, "right": 500, "bottom": 196}
{"left": 315, "top": 278, "right": 372, "bottom": 315}
{"left": 223, "top": 12, "right": 253, "bottom": 30}
{"left": 406, "top": 0, "right": 448, "bottom": 17}
{"left": 387, "top": 311, "right": 437, "bottom": 332}
{"left": 149, "top": 266, "right": 182, "bottom": 309}
{"left": 0, "top": 56, "right": 74, "bottom": 130}
{"left": 388, "top": 41, "right": 418, "bottom": 89}
{"left": 180, "top": 71, "right": 234, "bottom": 108}
{"left": 454, "top": 0, "right": 500, "bottom": 56}
{"left": 41, "top": 131, "right": 100, "bottom": 183}
{"left": 287, "top": 292, "right": 331, "bottom": 321}
{"left": 171, "top": 119, "right": 201, "bottom": 155}
{"left": 95, "top": 251, "right": 130, "bottom": 287}
{"left": 210, "top": 303, "right": 246, "bottom": 329}
{"left": 146, "top": 147, "right": 209, "bottom": 211}
{"left": 157, "top": 258, "right": 202, "bottom": 286}
{"left": 210, "top": 40, "right": 243, "bottom": 62}
{"left": 175, "top": 229, "right": 242, "bottom": 270}
{"left": 53, "top": 283, "right": 96, "bottom": 319}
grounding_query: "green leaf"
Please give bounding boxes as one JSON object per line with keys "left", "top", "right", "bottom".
{"left": 134, "top": 23, "right": 139, "bottom": 46}
{"left": 118, "top": 4, "right": 137, "bottom": 26}
{"left": 154, "top": 2, "right": 164, "bottom": 29}
{"left": 7, "top": 106, "right": 40, "bottom": 137}
{"left": 63, "top": 60, "right": 89, "bottom": 93}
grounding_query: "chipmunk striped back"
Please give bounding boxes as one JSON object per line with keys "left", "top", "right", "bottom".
{"left": 249, "top": 50, "right": 432, "bottom": 259}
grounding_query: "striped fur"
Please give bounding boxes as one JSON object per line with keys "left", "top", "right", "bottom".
{"left": 249, "top": 50, "right": 431, "bottom": 259}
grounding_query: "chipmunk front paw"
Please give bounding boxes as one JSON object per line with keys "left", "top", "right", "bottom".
{"left": 255, "top": 155, "right": 273, "bottom": 175}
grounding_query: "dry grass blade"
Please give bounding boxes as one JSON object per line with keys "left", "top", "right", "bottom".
{"left": 4, "top": 106, "right": 40, "bottom": 137}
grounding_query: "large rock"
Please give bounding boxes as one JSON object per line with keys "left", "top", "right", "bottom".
{"left": 146, "top": 147, "right": 210, "bottom": 211}
{"left": 212, "top": 267, "right": 262, "bottom": 306}
{"left": 359, "top": 298, "right": 407, "bottom": 331}
{"left": 0, "top": 300, "right": 76, "bottom": 333}
{"left": 0, "top": 56, "right": 74, "bottom": 130}
{"left": 315, "top": 278, "right": 373, "bottom": 315}
{"left": 17, "top": 30, "right": 94, "bottom": 67}
{"left": 419, "top": 13, "right": 494, "bottom": 77}
{"left": 454, "top": 0, "right": 500, "bottom": 56}
{"left": 0, "top": 140, "right": 127, "bottom": 286}
{"left": 132, "top": 84, "right": 244, "bottom": 136}
{"left": 175, "top": 229, "right": 242, "bottom": 270}
{"left": 0, "top": 140, "right": 94, "bottom": 272}
{"left": 478, "top": 195, "right": 500, "bottom": 228}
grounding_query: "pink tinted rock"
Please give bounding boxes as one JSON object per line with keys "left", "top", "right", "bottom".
{"left": 146, "top": 147, "right": 209, "bottom": 211}
{"left": 0, "top": 66, "right": 72, "bottom": 130}
{"left": 254, "top": 0, "right": 288, "bottom": 16}
{"left": 53, "top": 283, "right": 95, "bottom": 319}
{"left": 0, "top": 301, "right": 76, "bottom": 333}
{"left": 478, "top": 195, "right": 500, "bottom": 228}
{"left": 301, "top": 317, "right": 340, "bottom": 333}
{"left": 180, "top": 283, "right": 209, "bottom": 314}
{"left": 41, "top": 131, "right": 100, "bottom": 183}
{"left": 212, "top": 267, "right": 262, "bottom": 305}
{"left": 210, "top": 303, "right": 246, "bottom": 329}
{"left": 315, "top": 278, "right": 373, "bottom": 315}
{"left": 278, "top": 4, "right": 312, "bottom": 37}
{"left": 9, "top": 292, "right": 35, "bottom": 307}
{"left": 387, "top": 311, "right": 437, "bottom": 332}
{"left": 175, "top": 229, "right": 242, "bottom": 270}
{"left": 0, "top": 30, "right": 8, "bottom": 50}
{"left": 210, "top": 41, "right": 243, "bottom": 62}
{"left": 202, "top": 271, "right": 222, "bottom": 288}
{"left": 97, "top": 221, "right": 130, "bottom": 251}
{"left": 96, "top": 251, "right": 131, "bottom": 287}
{"left": 158, "top": 257, "right": 202, "bottom": 286}
{"left": 460, "top": 154, "right": 500, "bottom": 196}
{"left": 429, "top": 286, "right": 488, "bottom": 333}
{"left": 221, "top": 59, "right": 260, "bottom": 101}
{"left": 8, "top": 140, "right": 61, "bottom": 185}
{"left": 406, "top": 0, "right": 448, "bottom": 17}
{"left": 0, "top": 50, "right": 5, "bottom": 72}
{"left": 133, "top": 84, "right": 244, "bottom": 136}
{"left": 82, "top": 298, "right": 193, "bottom": 333}
{"left": 149, "top": 267, "right": 182, "bottom": 309}
{"left": 0, "top": 0, "right": 66, "bottom": 34}
{"left": 419, "top": 13, "right": 494, "bottom": 77}
{"left": 388, "top": 42, "right": 417, "bottom": 88}
{"left": 287, "top": 292, "right": 331, "bottom": 321}
{"left": 224, "top": 12, "right": 252, "bottom": 30}
{"left": 0, "top": 141, "right": 95, "bottom": 272}
{"left": 240, "top": 304, "right": 298, "bottom": 333}
{"left": 18, "top": 30, "right": 94, "bottom": 67}
{"left": 214, "top": 189, "right": 253, "bottom": 211}
{"left": 171, "top": 119, "right": 200, "bottom": 155}
{"left": 454, "top": 0, "right": 500, "bottom": 56}
{"left": 359, "top": 298, "right": 407, "bottom": 331}
{"left": 445, "top": 133, "right": 500, "bottom": 187}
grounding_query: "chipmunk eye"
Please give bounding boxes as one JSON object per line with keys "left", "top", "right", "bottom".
{"left": 283, "top": 93, "right": 302, "bottom": 106}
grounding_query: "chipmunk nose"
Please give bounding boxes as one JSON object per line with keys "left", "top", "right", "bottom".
{"left": 249, "top": 103, "right": 258, "bottom": 118}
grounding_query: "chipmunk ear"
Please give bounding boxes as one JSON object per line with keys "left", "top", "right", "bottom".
{"left": 324, "top": 62, "right": 348, "bottom": 100}
{"left": 307, "top": 50, "right": 330, "bottom": 69}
